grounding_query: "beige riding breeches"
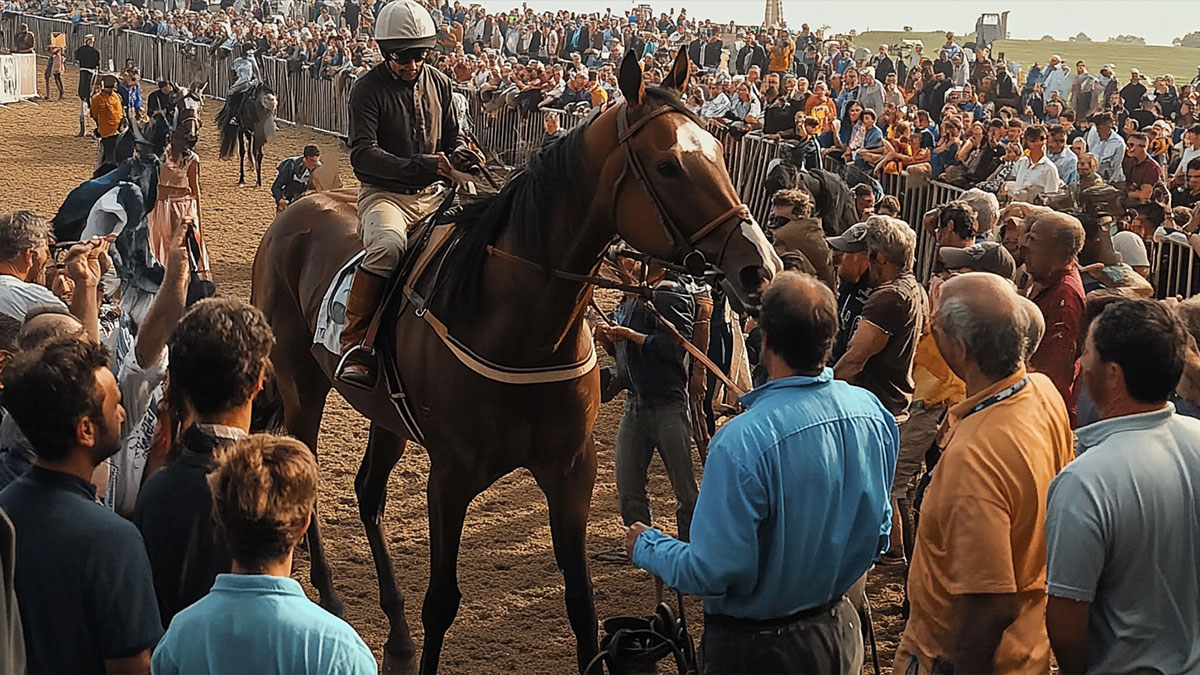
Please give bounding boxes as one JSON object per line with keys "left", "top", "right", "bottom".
{"left": 357, "top": 184, "right": 446, "bottom": 277}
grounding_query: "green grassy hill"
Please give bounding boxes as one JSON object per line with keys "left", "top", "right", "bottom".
{"left": 991, "top": 39, "right": 1198, "bottom": 81}
{"left": 849, "top": 30, "right": 1200, "bottom": 82}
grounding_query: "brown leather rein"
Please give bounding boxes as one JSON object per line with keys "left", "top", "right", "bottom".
{"left": 486, "top": 102, "right": 753, "bottom": 293}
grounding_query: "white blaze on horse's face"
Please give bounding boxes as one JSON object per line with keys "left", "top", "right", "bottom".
{"left": 673, "top": 120, "right": 721, "bottom": 163}
{"left": 741, "top": 217, "right": 783, "bottom": 277}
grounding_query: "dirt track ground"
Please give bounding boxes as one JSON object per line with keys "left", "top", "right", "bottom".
{"left": 0, "top": 65, "right": 906, "bottom": 673}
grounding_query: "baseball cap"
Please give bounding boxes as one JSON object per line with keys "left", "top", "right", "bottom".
{"left": 939, "top": 242, "right": 1016, "bottom": 280}
{"left": 827, "top": 222, "right": 869, "bottom": 253}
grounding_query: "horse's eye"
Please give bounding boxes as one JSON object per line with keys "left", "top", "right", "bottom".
{"left": 657, "top": 161, "right": 683, "bottom": 178}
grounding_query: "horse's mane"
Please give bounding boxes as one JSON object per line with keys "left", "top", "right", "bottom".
{"left": 443, "top": 86, "right": 695, "bottom": 303}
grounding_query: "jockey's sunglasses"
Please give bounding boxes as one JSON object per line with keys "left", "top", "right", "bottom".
{"left": 390, "top": 48, "right": 429, "bottom": 64}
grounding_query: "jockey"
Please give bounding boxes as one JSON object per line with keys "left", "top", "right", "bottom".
{"left": 224, "top": 44, "right": 260, "bottom": 124}
{"left": 231, "top": 43, "right": 260, "bottom": 90}
{"left": 337, "top": 0, "right": 478, "bottom": 388}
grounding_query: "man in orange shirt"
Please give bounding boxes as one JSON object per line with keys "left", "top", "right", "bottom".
{"left": 90, "top": 74, "right": 124, "bottom": 171}
{"left": 895, "top": 272, "right": 1074, "bottom": 674}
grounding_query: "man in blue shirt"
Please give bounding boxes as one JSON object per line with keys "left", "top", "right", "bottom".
{"left": 1046, "top": 125, "right": 1078, "bottom": 185}
{"left": 626, "top": 271, "right": 898, "bottom": 674}
{"left": 152, "top": 434, "right": 376, "bottom": 673}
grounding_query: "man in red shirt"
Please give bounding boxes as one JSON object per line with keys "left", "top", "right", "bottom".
{"left": 1021, "top": 213, "right": 1086, "bottom": 425}
{"left": 1122, "top": 131, "right": 1163, "bottom": 202}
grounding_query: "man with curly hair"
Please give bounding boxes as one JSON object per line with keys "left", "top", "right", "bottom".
{"left": 152, "top": 434, "right": 376, "bottom": 672}
{"left": 133, "top": 297, "right": 275, "bottom": 626}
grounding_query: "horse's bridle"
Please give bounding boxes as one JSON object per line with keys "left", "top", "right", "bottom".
{"left": 609, "top": 102, "right": 753, "bottom": 276}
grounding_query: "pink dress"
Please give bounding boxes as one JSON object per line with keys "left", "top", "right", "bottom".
{"left": 147, "top": 150, "right": 211, "bottom": 280}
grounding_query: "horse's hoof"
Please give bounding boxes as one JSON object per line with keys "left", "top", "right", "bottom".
{"left": 381, "top": 649, "right": 416, "bottom": 675}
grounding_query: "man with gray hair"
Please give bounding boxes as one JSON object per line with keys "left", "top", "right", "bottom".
{"left": 958, "top": 188, "right": 999, "bottom": 236}
{"left": 834, "top": 216, "right": 928, "bottom": 424}
{"left": 0, "top": 211, "right": 64, "bottom": 322}
{"left": 856, "top": 67, "right": 884, "bottom": 116}
{"left": 897, "top": 273, "right": 1073, "bottom": 674}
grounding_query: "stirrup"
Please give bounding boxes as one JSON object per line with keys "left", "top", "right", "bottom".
{"left": 335, "top": 344, "right": 377, "bottom": 390}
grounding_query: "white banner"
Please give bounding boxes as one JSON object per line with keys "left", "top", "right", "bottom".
{"left": 14, "top": 54, "right": 38, "bottom": 100}
{"left": 0, "top": 54, "right": 39, "bottom": 104}
{"left": 0, "top": 55, "right": 18, "bottom": 104}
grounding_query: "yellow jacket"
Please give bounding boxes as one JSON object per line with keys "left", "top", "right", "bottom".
{"left": 90, "top": 91, "right": 123, "bottom": 138}
{"left": 767, "top": 40, "right": 794, "bottom": 72}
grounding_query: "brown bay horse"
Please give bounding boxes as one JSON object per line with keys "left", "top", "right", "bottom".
{"left": 250, "top": 49, "right": 781, "bottom": 673}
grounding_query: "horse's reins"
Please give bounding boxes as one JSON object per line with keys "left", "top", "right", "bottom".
{"left": 480, "top": 102, "right": 753, "bottom": 397}
{"left": 609, "top": 103, "right": 752, "bottom": 277}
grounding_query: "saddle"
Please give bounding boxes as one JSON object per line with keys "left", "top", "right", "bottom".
{"left": 335, "top": 188, "right": 597, "bottom": 444}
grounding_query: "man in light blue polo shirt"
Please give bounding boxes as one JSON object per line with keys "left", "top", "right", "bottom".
{"left": 1045, "top": 299, "right": 1200, "bottom": 674}
{"left": 625, "top": 271, "right": 898, "bottom": 674}
{"left": 152, "top": 435, "right": 376, "bottom": 674}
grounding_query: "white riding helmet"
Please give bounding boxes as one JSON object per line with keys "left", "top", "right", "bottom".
{"left": 375, "top": 0, "right": 437, "bottom": 53}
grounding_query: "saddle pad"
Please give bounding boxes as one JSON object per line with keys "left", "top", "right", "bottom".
{"left": 314, "top": 250, "right": 366, "bottom": 354}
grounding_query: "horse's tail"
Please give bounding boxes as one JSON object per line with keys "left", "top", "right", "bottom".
{"left": 215, "top": 99, "right": 239, "bottom": 159}
{"left": 250, "top": 362, "right": 287, "bottom": 434}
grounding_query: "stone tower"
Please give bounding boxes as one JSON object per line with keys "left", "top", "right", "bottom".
{"left": 764, "top": 0, "right": 783, "bottom": 27}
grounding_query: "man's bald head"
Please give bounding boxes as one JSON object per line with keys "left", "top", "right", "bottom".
{"left": 934, "top": 273, "right": 1029, "bottom": 381}
{"left": 759, "top": 271, "right": 839, "bottom": 374}
{"left": 19, "top": 304, "right": 85, "bottom": 351}
{"left": 1017, "top": 296, "right": 1044, "bottom": 359}
{"left": 1024, "top": 212, "right": 1085, "bottom": 283}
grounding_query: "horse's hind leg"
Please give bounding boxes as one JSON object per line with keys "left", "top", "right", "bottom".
{"left": 237, "top": 129, "right": 246, "bottom": 186}
{"left": 418, "top": 464, "right": 485, "bottom": 674}
{"left": 355, "top": 423, "right": 416, "bottom": 673}
{"left": 533, "top": 438, "right": 601, "bottom": 674}
{"left": 272, "top": 336, "right": 341, "bottom": 614}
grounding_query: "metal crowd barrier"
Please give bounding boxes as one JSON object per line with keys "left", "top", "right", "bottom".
{"left": 1153, "top": 235, "right": 1199, "bottom": 299}
{"left": 11, "top": 12, "right": 1193, "bottom": 293}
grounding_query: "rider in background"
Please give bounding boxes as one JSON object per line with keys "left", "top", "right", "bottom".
{"left": 271, "top": 145, "right": 322, "bottom": 212}
{"left": 338, "top": 0, "right": 477, "bottom": 388}
{"left": 223, "top": 44, "right": 261, "bottom": 124}
{"left": 146, "top": 80, "right": 178, "bottom": 127}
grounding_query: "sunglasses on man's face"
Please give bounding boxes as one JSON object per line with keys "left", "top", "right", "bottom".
{"left": 390, "top": 48, "right": 429, "bottom": 64}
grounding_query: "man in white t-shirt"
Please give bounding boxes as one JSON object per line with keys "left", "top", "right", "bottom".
{"left": 1174, "top": 123, "right": 1200, "bottom": 187}
{"left": 1008, "top": 125, "right": 1061, "bottom": 201}
{"left": 0, "top": 212, "right": 63, "bottom": 323}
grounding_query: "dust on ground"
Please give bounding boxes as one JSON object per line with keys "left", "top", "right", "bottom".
{"left": 0, "top": 66, "right": 906, "bottom": 673}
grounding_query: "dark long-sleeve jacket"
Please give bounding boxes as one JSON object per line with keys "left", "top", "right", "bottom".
{"left": 271, "top": 156, "right": 317, "bottom": 202}
{"left": 614, "top": 276, "right": 696, "bottom": 406}
{"left": 348, "top": 62, "right": 465, "bottom": 192}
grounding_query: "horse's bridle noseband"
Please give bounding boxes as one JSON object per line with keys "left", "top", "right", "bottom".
{"left": 611, "top": 102, "right": 753, "bottom": 276}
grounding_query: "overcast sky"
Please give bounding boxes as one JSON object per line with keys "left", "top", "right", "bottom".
{"left": 508, "top": 0, "right": 1200, "bottom": 46}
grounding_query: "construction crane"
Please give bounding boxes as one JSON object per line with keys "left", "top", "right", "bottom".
{"left": 764, "top": 0, "right": 783, "bottom": 27}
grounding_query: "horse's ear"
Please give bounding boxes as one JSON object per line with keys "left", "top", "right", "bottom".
{"left": 618, "top": 49, "right": 644, "bottom": 106}
{"left": 661, "top": 48, "right": 690, "bottom": 93}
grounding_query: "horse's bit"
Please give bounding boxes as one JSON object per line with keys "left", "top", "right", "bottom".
{"left": 610, "top": 102, "right": 753, "bottom": 277}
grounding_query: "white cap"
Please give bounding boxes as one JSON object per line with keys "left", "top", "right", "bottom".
{"left": 374, "top": 0, "right": 436, "bottom": 50}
